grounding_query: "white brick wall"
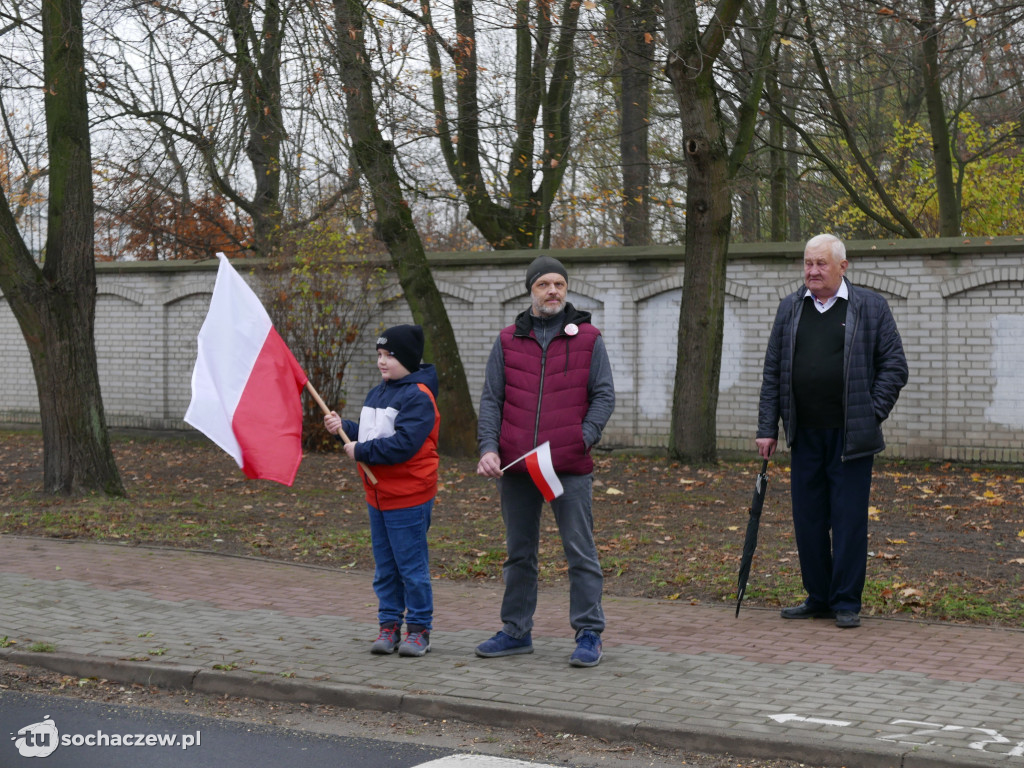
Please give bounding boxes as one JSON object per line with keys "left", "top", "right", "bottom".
{"left": 2, "top": 237, "right": 1024, "bottom": 461}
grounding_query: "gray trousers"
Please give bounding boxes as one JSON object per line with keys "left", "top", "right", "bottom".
{"left": 498, "top": 472, "right": 605, "bottom": 638}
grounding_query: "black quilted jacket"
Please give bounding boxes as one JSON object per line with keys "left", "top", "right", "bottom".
{"left": 757, "top": 278, "right": 909, "bottom": 460}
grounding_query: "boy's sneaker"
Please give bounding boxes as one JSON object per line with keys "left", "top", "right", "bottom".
{"left": 570, "top": 630, "right": 602, "bottom": 667}
{"left": 399, "top": 627, "right": 431, "bottom": 657}
{"left": 371, "top": 623, "right": 401, "bottom": 654}
{"left": 474, "top": 631, "right": 533, "bottom": 658}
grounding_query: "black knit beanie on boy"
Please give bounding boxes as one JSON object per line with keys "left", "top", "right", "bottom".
{"left": 525, "top": 255, "right": 568, "bottom": 293}
{"left": 377, "top": 325, "right": 424, "bottom": 373}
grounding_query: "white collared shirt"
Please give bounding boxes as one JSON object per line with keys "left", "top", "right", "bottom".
{"left": 805, "top": 280, "right": 849, "bottom": 313}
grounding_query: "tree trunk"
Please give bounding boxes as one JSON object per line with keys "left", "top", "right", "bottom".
{"left": 663, "top": 0, "right": 770, "bottom": 463}
{"left": 664, "top": 0, "right": 736, "bottom": 463}
{"left": 917, "top": 0, "right": 961, "bottom": 236}
{"left": 786, "top": 121, "right": 801, "bottom": 241}
{"left": 0, "top": 0, "right": 123, "bottom": 495}
{"left": 225, "top": 0, "right": 284, "bottom": 255}
{"left": 422, "top": 0, "right": 581, "bottom": 250}
{"left": 768, "top": 68, "right": 788, "bottom": 241}
{"left": 665, "top": 75, "right": 731, "bottom": 463}
{"left": 611, "top": 0, "right": 656, "bottom": 246}
{"left": 737, "top": 175, "right": 760, "bottom": 242}
{"left": 537, "top": 0, "right": 581, "bottom": 248}
{"left": 333, "top": 0, "right": 477, "bottom": 457}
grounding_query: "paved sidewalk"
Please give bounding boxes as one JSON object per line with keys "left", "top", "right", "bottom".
{"left": 1, "top": 536, "right": 1023, "bottom": 768}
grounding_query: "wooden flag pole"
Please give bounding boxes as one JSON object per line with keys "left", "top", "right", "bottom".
{"left": 305, "top": 381, "right": 378, "bottom": 485}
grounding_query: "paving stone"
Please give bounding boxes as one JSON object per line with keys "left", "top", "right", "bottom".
{"left": 1, "top": 537, "right": 1024, "bottom": 767}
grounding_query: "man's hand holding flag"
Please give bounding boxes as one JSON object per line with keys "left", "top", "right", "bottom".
{"left": 502, "top": 441, "right": 564, "bottom": 501}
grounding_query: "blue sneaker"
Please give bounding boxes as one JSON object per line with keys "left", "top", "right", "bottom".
{"left": 475, "top": 631, "right": 533, "bottom": 658}
{"left": 570, "top": 630, "right": 602, "bottom": 667}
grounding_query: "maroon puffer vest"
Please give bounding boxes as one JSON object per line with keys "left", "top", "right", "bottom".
{"left": 498, "top": 322, "right": 598, "bottom": 475}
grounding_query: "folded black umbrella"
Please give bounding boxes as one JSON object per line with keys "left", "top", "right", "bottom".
{"left": 735, "top": 459, "right": 770, "bottom": 617}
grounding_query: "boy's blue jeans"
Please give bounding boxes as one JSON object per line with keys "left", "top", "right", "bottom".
{"left": 368, "top": 499, "right": 433, "bottom": 629}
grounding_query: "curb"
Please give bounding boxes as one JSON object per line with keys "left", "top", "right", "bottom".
{"left": 2, "top": 649, "right": 200, "bottom": 691}
{"left": 1, "top": 649, "right": 1002, "bottom": 768}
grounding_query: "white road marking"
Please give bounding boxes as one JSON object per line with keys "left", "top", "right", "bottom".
{"left": 769, "top": 713, "right": 852, "bottom": 727}
{"left": 415, "top": 756, "right": 559, "bottom": 767}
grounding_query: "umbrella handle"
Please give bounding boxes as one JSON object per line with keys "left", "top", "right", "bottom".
{"left": 756, "top": 458, "right": 769, "bottom": 494}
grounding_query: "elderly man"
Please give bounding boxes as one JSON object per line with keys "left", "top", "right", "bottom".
{"left": 756, "top": 234, "right": 908, "bottom": 629}
{"left": 475, "top": 255, "right": 615, "bottom": 666}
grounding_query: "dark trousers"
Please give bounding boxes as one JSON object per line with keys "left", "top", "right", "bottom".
{"left": 498, "top": 473, "right": 605, "bottom": 638}
{"left": 790, "top": 427, "right": 874, "bottom": 613}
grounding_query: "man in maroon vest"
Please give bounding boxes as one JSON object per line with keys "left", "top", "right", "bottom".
{"left": 475, "top": 255, "right": 616, "bottom": 667}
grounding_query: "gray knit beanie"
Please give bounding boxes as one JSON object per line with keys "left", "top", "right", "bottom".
{"left": 525, "top": 255, "right": 568, "bottom": 293}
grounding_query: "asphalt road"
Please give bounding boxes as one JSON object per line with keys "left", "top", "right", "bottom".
{"left": 1, "top": 690, "right": 464, "bottom": 768}
{"left": 0, "top": 660, "right": 822, "bottom": 768}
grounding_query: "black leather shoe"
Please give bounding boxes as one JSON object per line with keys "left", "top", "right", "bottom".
{"left": 780, "top": 602, "right": 835, "bottom": 619}
{"left": 835, "top": 610, "right": 861, "bottom": 628}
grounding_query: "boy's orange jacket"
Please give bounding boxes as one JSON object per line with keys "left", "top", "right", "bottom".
{"left": 342, "top": 364, "right": 440, "bottom": 511}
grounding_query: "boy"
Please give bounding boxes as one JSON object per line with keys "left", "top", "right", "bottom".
{"left": 324, "top": 324, "right": 440, "bottom": 656}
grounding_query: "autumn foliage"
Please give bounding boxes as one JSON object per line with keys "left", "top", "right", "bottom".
{"left": 95, "top": 188, "right": 251, "bottom": 261}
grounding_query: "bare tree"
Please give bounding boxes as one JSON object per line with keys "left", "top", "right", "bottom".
{"left": 329, "top": 0, "right": 478, "bottom": 456}
{"left": 771, "top": 0, "right": 1024, "bottom": 237}
{"left": 608, "top": 0, "right": 658, "bottom": 245}
{"left": 92, "top": 0, "right": 359, "bottom": 257}
{"left": 0, "top": 0, "right": 124, "bottom": 495}
{"left": 384, "top": 0, "right": 584, "bottom": 249}
{"left": 664, "top": 0, "right": 778, "bottom": 462}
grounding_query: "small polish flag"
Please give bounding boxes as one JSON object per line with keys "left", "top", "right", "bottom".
{"left": 184, "top": 253, "right": 308, "bottom": 486}
{"left": 502, "top": 441, "right": 564, "bottom": 501}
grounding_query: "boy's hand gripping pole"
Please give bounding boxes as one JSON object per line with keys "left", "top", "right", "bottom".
{"left": 305, "top": 381, "right": 378, "bottom": 485}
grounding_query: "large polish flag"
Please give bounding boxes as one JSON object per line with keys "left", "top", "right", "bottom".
{"left": 184, "top": 253, "right": 308, "bottom": 486}
{"left": 502, "top": 441, "right": 564, "bottom": 501}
